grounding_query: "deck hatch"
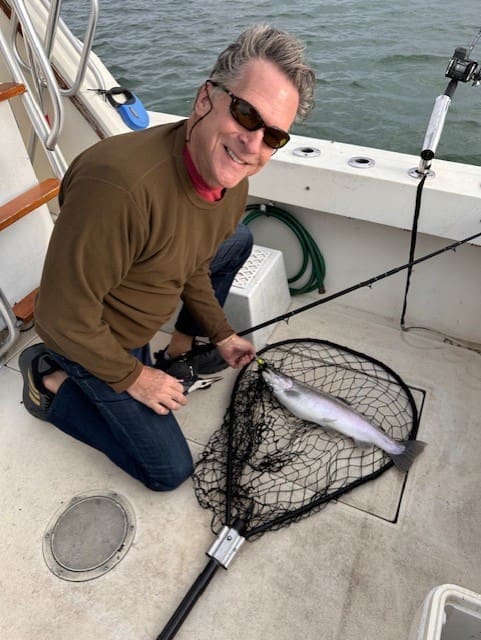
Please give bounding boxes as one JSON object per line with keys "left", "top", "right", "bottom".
{"left": 43, "top": 491, "right": 135, "bottom": 581}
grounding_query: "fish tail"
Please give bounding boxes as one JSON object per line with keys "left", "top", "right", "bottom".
{"left": 390, "top": 439, "right": 427, "bottom": 472}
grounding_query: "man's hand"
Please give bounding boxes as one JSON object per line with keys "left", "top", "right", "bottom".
{"left": 216, "top": 334, "right": 256, "bottom": 369}
{"left": 127, "top": 365, "right": 187, "bottom": 415}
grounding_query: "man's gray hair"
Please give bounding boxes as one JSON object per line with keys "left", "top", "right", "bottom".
{"left": 209, "top": 24, "right": 316, "bottom": 121}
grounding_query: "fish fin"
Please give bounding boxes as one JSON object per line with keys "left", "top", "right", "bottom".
{"left": 353, "top": 439, "right": 373, "bottom": 450}
{"left": 390, "top": 440, "right": 427, "bottom": 472}
{"left": 284, "top": 389, "right": 303, "bottom": 398}
{"left": 318, "top": 419, "right": 338, "bottom": 431}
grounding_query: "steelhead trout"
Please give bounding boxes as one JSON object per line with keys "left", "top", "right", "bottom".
{"left": 259, "top": 360, "right": 426, "bottom": 472}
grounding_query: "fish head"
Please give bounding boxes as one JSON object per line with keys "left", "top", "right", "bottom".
{"left": 261, "top": 368, "right": 294, "bottom": 392}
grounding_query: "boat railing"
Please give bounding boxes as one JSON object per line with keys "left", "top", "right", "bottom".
{"left": 0, "top": 0, "right": 103, "bottom": 359}
{"left": 0, "top": 288, "right": 19, "bottom": 364}
{"left": 0, "top": 0, "right": 102, "bottom": 177}
{"left": 38, "top": 0, "right": 104, "bottom": 97}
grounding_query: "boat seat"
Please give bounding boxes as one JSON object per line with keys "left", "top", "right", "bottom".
{"left": 0, "top": 82, "right": 59, "bottom": 359}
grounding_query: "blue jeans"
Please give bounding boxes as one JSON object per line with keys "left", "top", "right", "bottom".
{"left": 175, "top": 222, "right": 253, "bottom": 336}
{"left": 45, "top": 223, "right": 253, "bottom": 491}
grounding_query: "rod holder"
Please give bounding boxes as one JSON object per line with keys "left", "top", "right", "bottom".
{"left": 417, "top": 94, "right": 452, "bottom": 174}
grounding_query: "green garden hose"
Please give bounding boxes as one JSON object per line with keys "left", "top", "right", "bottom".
{"left": 243, "top": 203, "right": 326, "bottom": 295}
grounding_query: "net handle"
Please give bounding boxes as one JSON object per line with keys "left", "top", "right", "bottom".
{"left": 156, "top": 557, "right": 220, "bottom": 640}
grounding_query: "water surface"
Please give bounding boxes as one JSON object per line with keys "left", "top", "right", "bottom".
{"left": 62, "top": 0, "right": 481, "bottom": 164}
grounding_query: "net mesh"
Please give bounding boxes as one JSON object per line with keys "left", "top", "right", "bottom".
{"left": 193, "top": 339, "right": 419, "bottom": 541}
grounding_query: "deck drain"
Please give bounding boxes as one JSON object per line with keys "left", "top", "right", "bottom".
{"left": 43, "top": 491, "right": 135, "bottom": 582}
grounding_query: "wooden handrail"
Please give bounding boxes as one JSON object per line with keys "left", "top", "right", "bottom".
{"left": 0, "top": 177, "right": 60, "bottom": 231}
{"left": 0, "top": 81, "right": 26, "bottom": 102}
{"left": 12, "top": 288, "right": 38, "bottom": 323}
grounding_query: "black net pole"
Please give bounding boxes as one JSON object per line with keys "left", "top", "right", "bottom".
{"left": 156, "top": 557, "right": 221, "bottom": 640}
{"left": 157, "top": 519, "right": 247, "bottom": 639}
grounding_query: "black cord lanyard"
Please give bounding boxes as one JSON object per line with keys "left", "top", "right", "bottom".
{"left": 400, "top": 172, "right": 428, "bottom": 328}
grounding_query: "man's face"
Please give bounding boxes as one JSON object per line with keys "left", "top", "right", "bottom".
{"left": 188, "top": 58, "right": 299, "bottom": 189}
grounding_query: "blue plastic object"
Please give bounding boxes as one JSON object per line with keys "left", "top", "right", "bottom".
{"left": 105, "top": 87, "right": 149, "bottom": 130}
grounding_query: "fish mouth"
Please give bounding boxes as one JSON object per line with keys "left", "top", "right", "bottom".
{"left": 260, "top": 368, "right": 280, "bottom": 390}
{"left": 259, "top": 366, "right": 274, "bottom": 386}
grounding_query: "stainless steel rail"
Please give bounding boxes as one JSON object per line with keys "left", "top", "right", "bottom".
{"left": 41, "top": 0, "right": 103, "bottom": 96}
{"left": 0, "top": 288, "right": 19, "bottom": 365}
{"left": 0, "top": 29, "right": 66, "bottom": 175}
{"left": 9, "top": 0, "right": 64, "bottom": 150}
{"left": 0, "top": 0, "right": 101, "bottom": 357}
{"left": 0, "top": 0, "right": 101, "bottom": 173}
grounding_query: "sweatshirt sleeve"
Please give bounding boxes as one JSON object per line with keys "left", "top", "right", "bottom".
{"left": 34, "top": 173, "right": 146, "bottom": 392}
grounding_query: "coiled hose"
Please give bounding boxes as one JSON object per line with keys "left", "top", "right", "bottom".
{"left": 243, "top": 203, "right": 326, "bottom": 295}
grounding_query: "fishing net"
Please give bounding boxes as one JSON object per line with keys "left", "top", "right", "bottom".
{"left": 157, "top": 338, "right": 421, "bottom": 639}
{"left": 193, "top": 338, "right": 420, "bottom": 541}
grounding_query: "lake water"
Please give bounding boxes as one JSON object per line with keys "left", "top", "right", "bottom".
{"left": 62, "top": 0, "right": 481, "bottom": 165}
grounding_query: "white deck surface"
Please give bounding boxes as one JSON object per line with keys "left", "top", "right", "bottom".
{"left": 1, "top": 300, "right": 480, "bottom": 640}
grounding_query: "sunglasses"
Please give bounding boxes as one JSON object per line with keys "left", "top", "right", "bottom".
{"left": 207, "top": 80, "right": 290, "bottom": 150}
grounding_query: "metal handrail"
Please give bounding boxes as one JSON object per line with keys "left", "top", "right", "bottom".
{"left": 0, "top": 288, "right": 19, "bottom": 366}
{"left": 41, "top": 0, "right": 102, "bottom": 97}
{"left": 42, "top": 0, "right": 61, "bottom": 59}
{"left": 0, "top": 0, "right": 103, "bottom": 357}
{"left": 0, "top": 0, "right": 101, "bottom": 171}
{"left": 58, "top": 14, "right": 105, "bottom": 93}
{"left": 10, "top": 0, "right": 63, "bottom": 149}
{"left": 0, "top": 26, "right": 67, "bottom": 175}
{"left": 61, "top": 0, "right": 100, "bottom": 96}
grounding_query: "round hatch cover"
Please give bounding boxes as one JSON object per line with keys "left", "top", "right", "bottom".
{"left": 43, "top": 491, "right": 135, "bottom": 581}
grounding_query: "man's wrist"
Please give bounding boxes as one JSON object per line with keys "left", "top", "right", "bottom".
{"left": 216, "top": 333, "right": 236, "bottom": 347}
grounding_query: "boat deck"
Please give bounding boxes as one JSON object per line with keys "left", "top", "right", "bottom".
{"left": 1, "top": 299, "right": 480, "bottom": 640}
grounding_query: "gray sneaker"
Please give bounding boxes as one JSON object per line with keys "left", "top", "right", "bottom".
{"left": 154, "top": 341, "right": 228, "bottom": 379}
{"left": 19, "top": 344, "right": 58, "bottom": 420}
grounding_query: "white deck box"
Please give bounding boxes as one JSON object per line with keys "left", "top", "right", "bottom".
{"left": 409, "top": 584, "right": 481, "bottom": 640}
{"left": 224, "top": 244, "right": 290, "bottom": 351}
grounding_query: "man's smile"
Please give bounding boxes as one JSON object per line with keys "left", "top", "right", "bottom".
{"left": 225, "top": 146, "right": 248, "bottom": 165}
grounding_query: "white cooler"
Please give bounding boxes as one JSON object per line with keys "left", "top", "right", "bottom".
{"left": 409, "top": 584, "right": 481, "bottom": 640}
{"left": 224, "top": 244, "right": 291, "bottom": 351}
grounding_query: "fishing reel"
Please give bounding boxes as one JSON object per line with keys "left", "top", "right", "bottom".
{"left": 445, "top": 46, "right": 481, "bottom": 85}
{"left": 414, "top": 30, "right": 481, "bottom": 176}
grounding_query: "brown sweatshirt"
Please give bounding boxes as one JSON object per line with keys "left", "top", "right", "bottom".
{"left": 34, "top": 120, "right": 248, "bottom": 392}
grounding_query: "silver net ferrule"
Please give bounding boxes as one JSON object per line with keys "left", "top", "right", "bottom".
{"left": 207, "top": 526, "right": 246, "bottom": 569}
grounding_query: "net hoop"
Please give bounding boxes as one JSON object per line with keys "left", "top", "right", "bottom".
{"left": 194, "top": 338, "right": 420, "bottom": 541}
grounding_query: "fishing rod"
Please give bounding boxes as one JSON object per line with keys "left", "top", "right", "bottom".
{"left": 237, "top": 229, "right": 481, "bottom": 339}
{"left": 416, "top": 27, "right": 481, "bottom": 176}
{"left": 402, "top": 27, "right": 481, "bottom": 325}
{"left": 237, "top": 32, "right": 481, "bottom": 344}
